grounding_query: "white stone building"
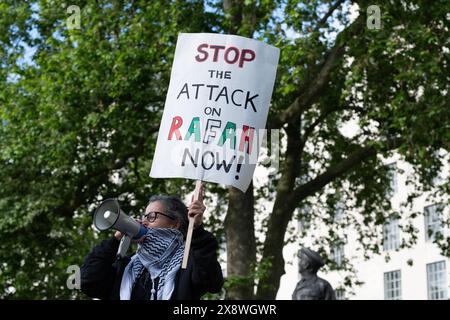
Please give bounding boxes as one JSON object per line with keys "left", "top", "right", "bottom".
{"left": 277, "top": 154, "right": 449, "bottom": 300}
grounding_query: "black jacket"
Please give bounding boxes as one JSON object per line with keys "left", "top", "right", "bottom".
{"left": 80, "top": 226, "right": 224, "bottom": 300}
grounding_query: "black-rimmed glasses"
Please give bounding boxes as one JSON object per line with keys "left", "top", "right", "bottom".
{"left": 142, "top": 211, "right": 176, "bottom": 223}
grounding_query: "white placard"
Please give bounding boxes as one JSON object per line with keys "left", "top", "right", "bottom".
{"left": 150, "top": 33, "right": 279, "bottom": 192}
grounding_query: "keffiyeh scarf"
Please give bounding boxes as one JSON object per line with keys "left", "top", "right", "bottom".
{"left": 120, "top": 228, "right": 184, "bottom": 300}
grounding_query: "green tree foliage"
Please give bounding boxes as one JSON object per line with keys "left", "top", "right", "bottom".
{"left": 0, "top": 0, "right": 216, "bottom": 299}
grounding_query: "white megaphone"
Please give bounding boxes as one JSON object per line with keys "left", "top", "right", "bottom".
{"left": 93, "top": 198, "right": 147, "bottom": 259}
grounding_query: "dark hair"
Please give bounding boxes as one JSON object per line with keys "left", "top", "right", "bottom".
{"left": 148, "top": 195, "right": 189, "bottom": 238}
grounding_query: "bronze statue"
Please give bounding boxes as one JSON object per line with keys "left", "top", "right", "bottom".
{"left": 292, "top": 247, "right": 336, "bottom": 300}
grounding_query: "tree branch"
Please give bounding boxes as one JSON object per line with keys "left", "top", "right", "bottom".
{"left": 302, "top": 104, "right": 367, "bottom": 144}
{"left": 275, "top": 15, "right": 364, "bottom": 127}
{"left": 316, "top": 0, "right": 346, "bottom": 31}
{"left": 288, "top": 137, "right": 404, "bottom": 203}
{"left": 302, "top": 106, "right": 338, "bottom": 141}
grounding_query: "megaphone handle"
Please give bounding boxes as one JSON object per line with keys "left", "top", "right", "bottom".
{"left": 181, "top": 180, "right": 202, "bottom": 269}
{"left": 117, "top": 235, "right": 131, "bottom": 259}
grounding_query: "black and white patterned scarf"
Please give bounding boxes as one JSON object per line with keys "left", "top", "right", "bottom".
{"left": 120, "top": 228, "right": 184, "bottom": 300}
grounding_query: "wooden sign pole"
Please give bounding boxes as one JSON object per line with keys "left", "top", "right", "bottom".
{"left": 181, "top": 180, "right": 202, "bottom": 269}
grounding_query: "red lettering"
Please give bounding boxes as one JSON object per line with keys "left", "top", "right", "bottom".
{"left": 195, "top": 43, "right": 209, "bottom": 62}
{"left": 239, "top": 125, "right": 255, "bottom": 154}
{"left": 224, "top": 46, "right": 239, "bottom": 64}
{"left": 195, "top": 44, "right": 256, "bottom": 68}
{"left": 168, "top": 116, "right": 183, "bottom": 140}
{"left": 239, "top": 49, "right": 255, "bottom": 68}
{"left": 209, "top": 45, "right": 226, "bottom": 62}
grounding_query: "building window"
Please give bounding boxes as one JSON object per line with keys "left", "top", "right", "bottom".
{"left": 432, "top": 172, "right": 443, "bottom": 186}
{"left": 297, "top": 205, "right": 311, "bottom": 233}
{"left": 387, "top": 163, "right": 398, "bottom": 197}
{"left": 427, "top": 261, "right": 448, "bottom": 300}
{"left": 383, "top": 219, "right": 400, "bottom": 251}
{"left": 331, "top": 243, "right": 345, "bottom": 268}
{"left": 335, "top": 288, "right": 346, "bottom": 300}
{"left": 384, "top": 270, "right": 402, "bottom": 300}
{"left": 424, "top": 204, "right": 444, "bottom": 242}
